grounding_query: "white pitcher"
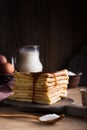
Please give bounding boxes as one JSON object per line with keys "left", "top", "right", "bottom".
{"left": 12, "top": 45, "right": 43, "bottom": 73}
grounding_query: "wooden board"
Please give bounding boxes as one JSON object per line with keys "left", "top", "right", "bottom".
{"left": 3, "top": 98, "right": 71, "bottom": 113}
{"left": 3, "top": 98, "right": 87, "bottom": 119}
{"left": 4, "top": 98, "right": 73, "bottom": 113}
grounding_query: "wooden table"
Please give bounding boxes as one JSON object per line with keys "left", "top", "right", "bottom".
{"left": 0, "top": 87, "right": 87, "bottom": 130}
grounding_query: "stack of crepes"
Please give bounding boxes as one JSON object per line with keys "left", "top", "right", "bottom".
{"left": 8, "top": 69, "right": 69, "bottom": 104}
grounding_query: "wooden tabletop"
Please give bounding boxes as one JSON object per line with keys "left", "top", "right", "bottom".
{"left": 0, "top": 87, "right": 87, "bottom": 130}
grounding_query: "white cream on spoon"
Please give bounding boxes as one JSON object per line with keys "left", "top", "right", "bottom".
{"left": 0, "top": 113, "right": 64, "bottom": 124}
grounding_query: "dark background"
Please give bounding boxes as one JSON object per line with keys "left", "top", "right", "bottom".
{"left": 0, "top": 0, "right": 87, "bottom": 80}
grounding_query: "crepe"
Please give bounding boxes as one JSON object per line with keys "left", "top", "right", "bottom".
{"left": 9, "top": 69, "right": 69, "bottom": 104}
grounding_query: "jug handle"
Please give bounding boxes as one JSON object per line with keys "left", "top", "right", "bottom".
{"left": 11, "top": 50, "right": 18, "bottom": 70}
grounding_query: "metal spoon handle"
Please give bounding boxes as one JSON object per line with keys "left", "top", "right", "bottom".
{"left": 0, "top": 113, "right": 39, "bottom": 120}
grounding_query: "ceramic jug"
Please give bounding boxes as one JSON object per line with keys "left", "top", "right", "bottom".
{"left": 12, "top": 45, "right": 43, "bottom": 73}
{"left": 80, "top": 89, "right": 87, "bottom": 106}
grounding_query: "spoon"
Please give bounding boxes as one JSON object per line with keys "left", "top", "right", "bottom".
{"left": 0, "top": 113, "right": 64, "bottom": 124}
